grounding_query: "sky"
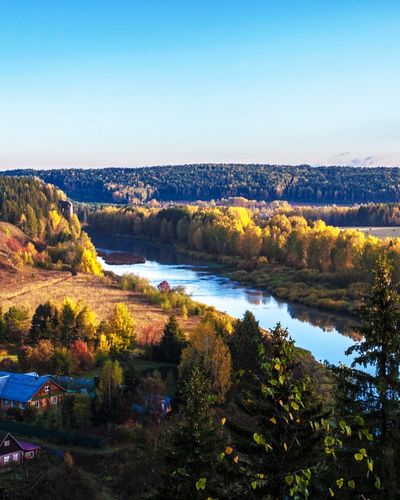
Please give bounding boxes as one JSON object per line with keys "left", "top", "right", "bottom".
{"left": 1, "top": 1, "right": 400, "bottom": 169}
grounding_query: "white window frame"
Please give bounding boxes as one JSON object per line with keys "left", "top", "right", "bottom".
{"left": 4, "top": 440, "right": 10, "bottom": 447}
{"left": 13, "top": 453, "right": 19, "bottom": 461}
{"left": 21, "top": 403, "right": 26, "bottom": 409}
{"left": 11, "top": 401, "right": 16, "bottom": 407}
{"left": 25, "top": 451, "right": 34, "bottom": 459}
{"left": 35, "top": 401, "right": 40, "bottom": 408}
{"left": 52, "top": 396, "right": 57, "bottom": 404}
{"left": 44, "top": 385, "right": 50, "bottom": 392}
{"left": 3, "top": 455, "right": 10, "bottom": 463}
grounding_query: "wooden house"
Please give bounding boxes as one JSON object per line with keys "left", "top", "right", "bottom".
{"left": 0, "top": 431, "right": 24, "bottom": 466}
{"left": 0, "top": 431, "right": 40, "bottom": 467}
{"left": 0, "top": 371, "right": 67, "bottom": 413}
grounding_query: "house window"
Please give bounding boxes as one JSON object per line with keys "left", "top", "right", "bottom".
{"left": 4, "top": 400, "right": 8, "bottom": 405}
{"left": 35, "top": 401, "right": 40, "bottom": 408}
{"left": 4, "top": 440, "right": 10, "bottom": 447}
{"left": 45, "top": 385, "right": 50, "bottom": 392}
{"left": 21, "top": 403, "right": 26, "bottom": 409}
{"left": 4, "top": 455, "right": 10, "bottom": 463}
{"left": 25, "top": 451, "right": 34, "bottom": 459}
{"left": 52, "top": 396, "right": 57, "bottom": 404}
{"left": 11, "top": 401, "right": 16, "bottom": 407}
{"left": 13, "top": 453, "right": 19, "bottom": 462}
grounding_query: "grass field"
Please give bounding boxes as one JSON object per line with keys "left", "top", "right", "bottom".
{"left": 0, "top": 267, "right": 203, "bottom": 338}
{"left": 340, "top": 226, "right": 400, "bottom": 239}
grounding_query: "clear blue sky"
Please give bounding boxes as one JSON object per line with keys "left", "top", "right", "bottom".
{"left": 1, "top": 0, "right": 399, "bottom": 169}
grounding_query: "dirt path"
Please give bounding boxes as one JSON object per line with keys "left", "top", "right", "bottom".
{"left": 2, "top": 273, "right": 73, "bottom": 300}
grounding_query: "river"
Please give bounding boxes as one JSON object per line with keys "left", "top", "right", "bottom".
{"left": 90, "top": 234, "right": 361, "bottom": 368}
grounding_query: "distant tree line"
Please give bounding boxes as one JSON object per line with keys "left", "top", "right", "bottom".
{"left": 275, "top": 202, "right": 400, "bottom": 227}
{"left": 85, "top": 204, "right": 400, "bottom": 284}
{"left": 3, "top": 164, "right": 400, "bottom": 204}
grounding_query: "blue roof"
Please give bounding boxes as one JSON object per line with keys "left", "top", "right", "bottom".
{"left": 0, "top": 371, "right": 61, "bottom": 403}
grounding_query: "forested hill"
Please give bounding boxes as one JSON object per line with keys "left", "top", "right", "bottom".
{"left": 0, "top": 176, "right": 101, "bottom": 274}
{"left": 2, "top": 164, "right": 400, "bottom": 204}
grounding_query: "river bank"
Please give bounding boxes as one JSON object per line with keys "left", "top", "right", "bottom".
{"left": 88, "top": 229, "right": 364, "bottom": 315}
{"left": 90, "top": 232, "right": 364, "bottom": 369}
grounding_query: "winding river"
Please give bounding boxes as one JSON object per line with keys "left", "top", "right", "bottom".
{"left": 90, "top": 234, "right": 362, "bottom": 368}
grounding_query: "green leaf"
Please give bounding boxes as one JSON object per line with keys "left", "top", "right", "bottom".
{"left": 304, "top": 469, "right": 311, "bottom": 480}
{"left": 329, "top": 488, "right": 334, "bottom": 496}
{"left": 324, "top": 436, "right": 335, "bottom": 446}
{"left": 177, "top": 468, "right": 187, "bottom": 475}
{"left": 251, "top": 481, "right": 257, "bottom": 489}
{"left": 286, "top": 475, "right": 294, "bottom": 486}
{"left": 336, "top": 478, "right": 344, "bottom": 489}
{"left": 354, "top": 453, "right": 363, "bottom": 461}
{"left": 196, "top": 478, "right": 206, "bottom": 490}
{"left": 348, "top": 480, "right": 355, "bottom": 489}
{"left": 291, "top": 401, "right": 299, "bottom": 411}
{"left": 375, "top": 477, "right": 381, "bottom": 490}
{"left": 339, "top": 420, "right": 346, "bottom": 431}
{"left": 279, "top": 376, "right": 284, "bottom": 385}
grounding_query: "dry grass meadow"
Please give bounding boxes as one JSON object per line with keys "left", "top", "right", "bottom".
{"left": 0, "top": 266, "right": 203, "bottom": 338}
{"left": 340, "top": 226, "right": 400, "bottom": 239}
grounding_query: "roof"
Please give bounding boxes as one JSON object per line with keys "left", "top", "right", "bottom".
{"left": 0, "top": 371, "right": 65, "bottom": 403}
{"left": 0, "top": 431, "right": 20, "bottom": 448}
{"left": 18, "top": 441, "right": 41, "bottom": 452}
{"left": 0, "top": 431, "right": 41, "bottom": 452}
{"left": 0, "top": 430, "right": 11, "bottom": 445}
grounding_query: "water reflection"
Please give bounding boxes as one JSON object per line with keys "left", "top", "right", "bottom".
{"left": 89, "top": 233, "right": 362, "bottom": 367}
{"left": 286, "top": 304, "right": 362, "bottom": 342}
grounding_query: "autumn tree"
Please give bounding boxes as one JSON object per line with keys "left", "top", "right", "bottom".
{"left": 179, "top": 322, "right": 231, "bottom": 403}
{"left": 18, "top": 339, "right": 55, "bottom": 374}
{"left": 51, "top": 347, "right": 78, "bottom": 376}
{"left": 70, "top": 340, "right": 93, "bottom": 372}
{"left": 96, "top": 359, "right": 123, "bottom": 424}
{"left": 107, "top": 303, "right": 136, "bottom": 354}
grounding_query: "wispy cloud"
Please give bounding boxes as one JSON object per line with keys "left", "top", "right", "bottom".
{"left": 329, "top": 152, "right": 376, "bottom": 166}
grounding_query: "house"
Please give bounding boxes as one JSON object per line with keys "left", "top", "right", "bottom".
{"left": 0, "top": 431, "right": 40, "bottom": 466}
{"left": 133, "top": 395, "right": 172, "bottom": 419}
{"left": 0, "top": 371, "right": 67, "bottom": 413}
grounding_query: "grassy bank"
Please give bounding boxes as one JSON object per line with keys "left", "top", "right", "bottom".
{"left": 174, "top": 244, "right": 366, "bottom": 314}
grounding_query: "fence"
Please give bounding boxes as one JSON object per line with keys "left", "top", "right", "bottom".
{"left": 0, "top": 421, "right": 103, "bottom": 449}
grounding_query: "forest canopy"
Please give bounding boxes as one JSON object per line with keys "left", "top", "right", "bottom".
{"left": 3, "top": 164, "right": 400, "bottom": 205}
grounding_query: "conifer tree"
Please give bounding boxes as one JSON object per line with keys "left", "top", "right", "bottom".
{"left": 229, "top": 310, "right": 264, "bottom": 374}
{"left": 156, "top": 364, "right": 223, "bottom": 500}
{"left": 155, "top": 314, "right": 187, "bottom": 364}
{"left": 29, "top": 301, "right": 60, "bottom": 344}
{"left": 330, "top": 253, "right": 400, "bottom": 498}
